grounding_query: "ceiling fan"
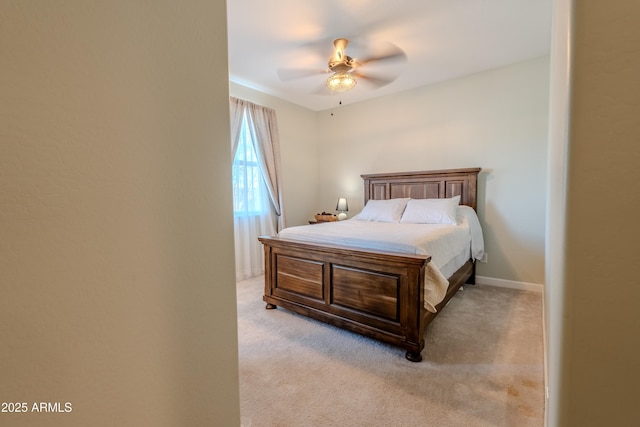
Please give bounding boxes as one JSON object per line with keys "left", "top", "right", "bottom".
{"left": 278, "top": 38, "right": 407, "bottom": 94}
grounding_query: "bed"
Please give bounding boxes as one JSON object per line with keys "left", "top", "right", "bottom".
{"left": 258, "top": 167, "right": 482, "bottom": 362}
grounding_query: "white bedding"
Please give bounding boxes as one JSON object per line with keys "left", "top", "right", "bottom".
{"left": 277, "top": 206, "right": 484, "bottom": 312}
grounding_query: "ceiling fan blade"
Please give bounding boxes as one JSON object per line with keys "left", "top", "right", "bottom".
{"left": 297, "top": 37, "right": 336, "bottom": 59}
{"left": 353, "top": 72, "right": 396, "bottom": 88}
{"left": 277, "top": 67, "right": 328, "bottom": 82}
{"left": 354, "top": 44, "right": 407, "bottom": 67}
{"left": 312, "top": 83, "right": 333, "bottom": 96}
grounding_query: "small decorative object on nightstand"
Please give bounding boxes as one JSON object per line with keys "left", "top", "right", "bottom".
{"left": 336, "top": 197, "right": 348, "bottom": 220}
{"left": 310, "top": 211, "right": 337, "bottom": 224}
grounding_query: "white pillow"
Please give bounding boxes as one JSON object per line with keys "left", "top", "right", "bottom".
{"left": 355, "top": 198, "right": 410, "bottom": 223}
{"left": 400, "top": 196, "right": 461, "bottom": 225}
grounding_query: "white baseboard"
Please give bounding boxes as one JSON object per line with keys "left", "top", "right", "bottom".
{"left": 476, "top": 275, "right": 543, "bottom": 293}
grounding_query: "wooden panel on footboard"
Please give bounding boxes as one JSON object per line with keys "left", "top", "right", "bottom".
{"left": 331, "top": 265, "right": 400, "bottom": 321}
{"left": 259, "top": 236, "right": 430, "bottom": 360}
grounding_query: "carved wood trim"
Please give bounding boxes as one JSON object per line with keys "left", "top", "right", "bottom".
{"left": 362, "top": 167, "right": 481, "bottom": 209}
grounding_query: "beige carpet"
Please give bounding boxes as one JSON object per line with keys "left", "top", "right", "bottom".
{"left": 237, "top": 275, "right": 544, "bottom": 427}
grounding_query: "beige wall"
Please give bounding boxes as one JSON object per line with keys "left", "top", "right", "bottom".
{"left": 316, "top": 57, "right": 550, "bottom": 285}
{"left": 1, "top": 2, "right": 240, "bottom": 426}
{"left": 547, "top": 0, "right": 640, "bottom": 425}
{"left": 545, "top": 0, "right": 571, "bottom": 423}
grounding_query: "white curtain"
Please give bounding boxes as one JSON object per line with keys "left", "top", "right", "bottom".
{"left": 233, "top": 201, "right": 276, "bottom": 281}
{"left": 230, "top": 97, "right": 285, "bottom": 280}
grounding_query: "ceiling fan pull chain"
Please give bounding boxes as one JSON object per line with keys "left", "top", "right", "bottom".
{"left": 330, "top": 99, "right": 343, "bottom": 117}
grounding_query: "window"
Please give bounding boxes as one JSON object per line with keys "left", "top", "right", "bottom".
{"left": 229, "top": 97, "right": 282, "bottom": 280}
{"left": 232, "top": 113, "right": 269, "bottom": 217}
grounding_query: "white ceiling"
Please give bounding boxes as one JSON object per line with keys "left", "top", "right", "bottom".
{"left": 227, "top": 0, "right": 552, "bottom": 112}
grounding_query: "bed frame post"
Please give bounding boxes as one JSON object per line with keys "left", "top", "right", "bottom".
{"left": 262, "top": 240, "right": 278, "bottom": 309}
{"left": 466, "top": 261, "right": 477, "bottom": 285}
{"left": 406, "top": 351, "right": 423, "bottom": 363}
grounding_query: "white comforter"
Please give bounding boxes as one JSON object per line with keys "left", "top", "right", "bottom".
{"left": 277, "top": 206, "right": 484, "bottom": 312}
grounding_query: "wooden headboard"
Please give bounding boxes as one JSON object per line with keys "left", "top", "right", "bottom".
{"left": 361, "top": 168, "right": 481, "bottom": 210}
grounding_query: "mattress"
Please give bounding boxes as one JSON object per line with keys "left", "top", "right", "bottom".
{"left": 277, "top": 205, "right": 484, "bottom": 312}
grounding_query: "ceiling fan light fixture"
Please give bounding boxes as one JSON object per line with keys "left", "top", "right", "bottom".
{"left": 326, "top": 72, "right": 356, "bottom": 92}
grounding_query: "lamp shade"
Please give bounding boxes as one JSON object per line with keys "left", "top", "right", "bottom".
{"left": 336, "top": 198, "right": 348, "bottom": 220}
{"left": 336, "top": 197, "right": 348, "bottom": 212}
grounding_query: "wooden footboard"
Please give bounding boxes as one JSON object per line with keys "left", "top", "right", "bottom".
{"left": 259, "top": 235, "right": 471, "bottom": 362}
